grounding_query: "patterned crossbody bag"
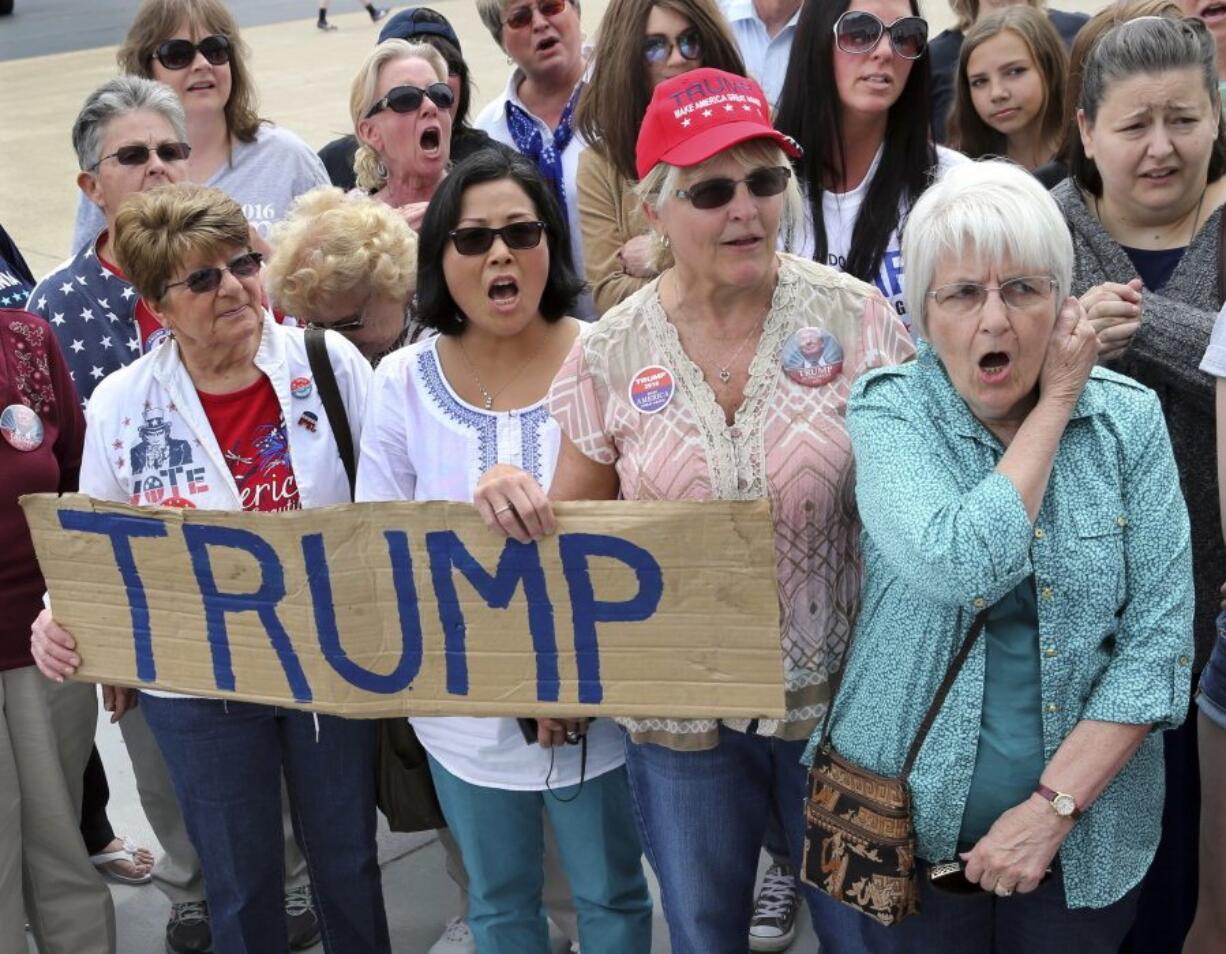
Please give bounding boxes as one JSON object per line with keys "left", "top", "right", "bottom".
{"left": 800, "top": 611, "right": 988, "bottom": 926}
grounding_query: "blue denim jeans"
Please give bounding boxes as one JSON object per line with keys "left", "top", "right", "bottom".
{"left": 427, "top": 756, "right": 652, "bottom": 953}
{"left": 622, "top": 724, "right": 892, "bottom": 954}
{"left": 880, "top": 863, "right": 1141, "bottom": 954}
{"left": 140, "top": 695, "right": 389, "bottom": 954}
{"left": 1197, "top": 612, "right": 1226, "bottom": 729}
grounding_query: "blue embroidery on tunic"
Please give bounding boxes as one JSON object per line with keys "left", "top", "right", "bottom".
{"left": 417, "top": 348, "right": 498, "bottom": 474}
{"left": 520, "top": 405, "right": 551, "bottom": 484}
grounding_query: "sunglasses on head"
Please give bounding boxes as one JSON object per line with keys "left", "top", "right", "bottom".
{"left": 92, "top": 141, "right": 191, "bottom": 170}
{"left": 643, "top": 28, "right": 702, "bottom": 65}
{"left": 674, "top": 166, "right": 791, "bottom": 210}
{"left": 365, "top": 82, "right": 455, "bottom": 119}
{"left": 449, "top": 221, "right": 547, "bottom": 255}
{"left": 503, "top": 0, "right": 568, "bottom": 31}
{"left": 163, "top": 251, "right": 263, "bottom": 297}
{"left": 833, "top": 10, "right": 928, "bottom": 60}
{"left": 153, "top": 34, "right": 231, "bottom": 70}
{"left": 928, "top": 861, "right": 1054, "bottom": 896}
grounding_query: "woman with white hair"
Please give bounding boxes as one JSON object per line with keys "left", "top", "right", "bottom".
{"left": 351, "top": 38, "right": 454, "bottom": 231}
{"left": 808, "top": 159, "right": 1194, "bottom": 950}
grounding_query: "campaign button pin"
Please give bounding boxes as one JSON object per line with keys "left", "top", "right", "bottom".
{"left": 0, "top": 403, "right": 44, "bottom": 451}
{"left": 291, "top": 376, "right": 313, "bottom": 399}
{"left": 143, "top": 326, "right": 172, "bottom": 353}
{"left": 298, "top": 411, "right": 319, "bottom": 433}
{"left": 780, "top": 327, "right": 844, "bottom": 387}
{"left": 628, "top": 365, "right": 675, "bottom": 414}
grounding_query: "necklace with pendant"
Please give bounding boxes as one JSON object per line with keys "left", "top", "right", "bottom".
{"left": 670, "top": 274, "right": 769, "bottom": 387}
{"left": 456, "top": 337, "right": 541, "bottom": 410}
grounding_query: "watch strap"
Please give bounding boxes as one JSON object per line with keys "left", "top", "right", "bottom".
{"left": 1035, "top": 783, "right": 1082, "bottom": 819}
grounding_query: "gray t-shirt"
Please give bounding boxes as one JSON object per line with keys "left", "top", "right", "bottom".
{"left": 72, "top": 123, "right": 328, "bottom": 253}
{"left": 1201, "top": 302, "right": 1226, "bottom": 377}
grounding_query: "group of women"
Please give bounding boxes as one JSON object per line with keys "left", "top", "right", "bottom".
{"left": 3, "top": 1, "right": 1226, "bottom": 954}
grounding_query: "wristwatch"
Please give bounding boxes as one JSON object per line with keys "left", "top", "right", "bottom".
{"left": 1035, "top": 784, "right": 1082, "bottom": 820}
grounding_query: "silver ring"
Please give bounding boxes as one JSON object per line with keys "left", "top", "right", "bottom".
{"left": 565, "top": 729, "right": 581, "bottom": 744}
{"left": 494, "top": 504, "right": 514, "bottom": 515}
{"left": 993, "top": 884, "right": 1013, "bottom": 897}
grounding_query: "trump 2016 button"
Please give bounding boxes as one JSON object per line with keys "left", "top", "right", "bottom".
{"left": 629, "top": 366, "right": 675, "bottom": 414}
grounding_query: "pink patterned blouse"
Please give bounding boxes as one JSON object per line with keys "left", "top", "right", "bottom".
{"left": 548, "top": 254, "right": 915, "bottom": 750}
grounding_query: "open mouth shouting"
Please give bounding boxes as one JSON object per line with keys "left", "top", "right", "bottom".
{"left": 1200, "top": 1, "right": 1226, "bottom": 25}
{"left": 978, "top": 350, "right": 1011, "bottom": 385}
{"left": 487, "top": 274, "right": 520, "bottom": 312}
{"left": 535, "top": 35, "right": 561, "bottom": 55}
{"left": 419, "top": 125, "right": 442, "bottom": 158}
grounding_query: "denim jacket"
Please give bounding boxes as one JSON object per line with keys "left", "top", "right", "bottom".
{"left": 807, "top": 344, "right": 1195, "bottom": 909}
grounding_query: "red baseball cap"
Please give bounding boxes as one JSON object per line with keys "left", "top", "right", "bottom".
{"left": 635, "top": 68, "right": 802, "bottom": 180}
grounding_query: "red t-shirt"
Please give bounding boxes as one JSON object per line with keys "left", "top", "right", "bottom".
{"left": 197, "top": 376, "right": 301, "bottom": 513}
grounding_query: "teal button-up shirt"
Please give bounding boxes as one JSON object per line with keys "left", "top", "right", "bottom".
{"left": 807, "top": 346, "right": 1195, "bottom": 909}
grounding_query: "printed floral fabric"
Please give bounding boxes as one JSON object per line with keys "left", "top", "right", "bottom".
{"left": 812, "top": 344, "right": 1195, "bottom": 909}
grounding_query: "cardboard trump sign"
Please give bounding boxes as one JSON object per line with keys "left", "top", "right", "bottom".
{"left": 22, "top": 494, "right": 786, "bottom": 719}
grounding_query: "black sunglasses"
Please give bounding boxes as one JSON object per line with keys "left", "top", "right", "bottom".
{"left": 449, "top": 221, "right": 547, "bottom": 255}
{"left": 643, "top": 28, "right": 702, "bottom": 65}
{"left": 832, "top": 10, "right": 928, "bottom": 60}
{"left": 365, "top": 82, "right": 455, "bottom": 119}
{"left": 153, "top": 34, "right": 231, "bottom": 70}
{"left": 503, "top": 0, "right": 567, "bottom": 31}
{"left": 674, "top": 166, "right": 791, "bottom": 210}
{"left": 92, "top": 141, "right": 191, "bottom": 171}
{"left": 163, "top": 251, "right": 263, "bottom": 297}
{"left": 928, "top": 861, "right": 1054, "bottom": 896}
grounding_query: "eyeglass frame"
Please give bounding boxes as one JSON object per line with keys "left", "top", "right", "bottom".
{"left": 642, "top": 28, "right": 703, "bottom": 65}
{"left": 925, "top": 275, "right": 1059, "bottom": 313}
{"left": 364, "top": 82, "right": 455, "bottom": 119}
{"left": 89, "top": 141, "right": 192, "bottom": 172}
{"left": 152, "top": 34, "right": 231, "bottom": 70}
{"left": 831, "top": 10, "right": 929, "bottom": 61}
{"left": 502, "top": 0, "right": 569, "bottom": 31}
{"left": 161, "top": 250, "right": 263, "bottom": 298}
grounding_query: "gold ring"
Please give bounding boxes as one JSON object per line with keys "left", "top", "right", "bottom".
{"left": 993, "top": 884, "right": 1013, "bottom": 897}
{"left": 494, "top": 504, "right": 514, "bottom": 515}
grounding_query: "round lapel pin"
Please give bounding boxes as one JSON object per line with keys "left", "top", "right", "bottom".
{"left": 0, "top": 403, "right": 44, "bottom": 451}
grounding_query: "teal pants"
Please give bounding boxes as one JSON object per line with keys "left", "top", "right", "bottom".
{"left": 427, "top": 756, "right": 652, "bottom": 954}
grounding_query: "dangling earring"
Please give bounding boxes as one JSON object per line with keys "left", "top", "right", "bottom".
{"left": 659, "top": 233, "right": 671, "bottom": 248}
{"left": 507, "top": 54, "right": 514, "bottom": 65}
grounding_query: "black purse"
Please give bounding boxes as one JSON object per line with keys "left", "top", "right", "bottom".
{"left": 305, "top": 328, "right": 447, "bottom": 833}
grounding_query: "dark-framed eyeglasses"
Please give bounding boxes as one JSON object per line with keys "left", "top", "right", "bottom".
{"left": 153, "top": 34, "right": 231, "bottom": 70}
{"left": 926, "top": 276, "right": 1058, "bottom": 315}
{"left": 365, "top": 82, "right": 455, "bottom": 119}
{"left": 449, "top": 221, "right": 547, "bottom": 255}
{"left": 832, "top": 10, "right": 928, "bottom": 60}
{"left": 643, "top": 28, "right": 702, "bottom": 65}
{"left": 91, "top": 141, "right": 191, "bottom": 171}
{"left": 162, "top": 251, "right": 263, "bottom": 297}
{"left": 674, "top": 166, "right": 792, "bottom": 210}
{"left": 503, "top": 0, "right": 568, "bottom": 31}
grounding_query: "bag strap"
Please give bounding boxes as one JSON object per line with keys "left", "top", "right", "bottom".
{"left": 305, "top": 328, "right": 356, "bottom": 501}
{"left": 899, "top": 610, "right": 988, "bottom": 783}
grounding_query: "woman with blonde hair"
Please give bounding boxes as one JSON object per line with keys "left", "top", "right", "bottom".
{"left": 947, "top": 5, "right": 1068, "bottom": 169}
{"left": 72, "top": 0, "right": 328, "bottom": 253}
{"left": 267, "top": 187, "right": 421, "bottom": 364}
{"left": 930, "top": 0, "right": 1087, "bottom": 142}
{"left": 574, "top": 0, "right": 745, "bottom": 314}
{"left": 351, "top": 39, "right": 453, "bottom": 231}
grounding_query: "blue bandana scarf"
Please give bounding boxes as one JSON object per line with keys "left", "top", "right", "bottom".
{"left": 504, "top": 82, "right": 583, "bottom": 222}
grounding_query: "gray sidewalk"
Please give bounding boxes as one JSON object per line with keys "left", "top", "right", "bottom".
{"left": 29, "top": 706, "right": 818, "bottom": 953}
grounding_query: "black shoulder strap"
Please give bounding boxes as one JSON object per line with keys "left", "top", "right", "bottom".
{"left": 305, "top": 327, "right": 356, "bottom": 501}
{"left": 900, "top": 610, "right": 988, "bottom": 783}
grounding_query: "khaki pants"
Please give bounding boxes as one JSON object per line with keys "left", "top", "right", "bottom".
{"left": 117, "top": 702, "right": 309, "bottom": 906}
{"left": 0, "top": 667, "right": 115, "bottom": 954}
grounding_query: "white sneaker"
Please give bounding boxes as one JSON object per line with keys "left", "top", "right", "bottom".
{"left": 428, "top": 916, "right": 476, "bottom": 954}
{"left": 749, "top": 863, "right": 799, "bottom": 952}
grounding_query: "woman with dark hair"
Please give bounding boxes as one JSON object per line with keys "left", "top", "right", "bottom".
{"left": 72, "top": 0, "right": 328, "bottom": 254}
{"left": 1052, "top": 15, "right": 1226, "bottom": 951}
{"left": 356, "top": 150, "right": 652, "bottom": 953}
{"left": 317, "top": 8, "right": 507, "bottom": 192}
{"left": 947, "top": 5, "right": 1068, "bottom": 170}
{"left": 575, "top": 0, "right": 745, "bottom": 314}
{"left": 774, "top": 0, "right": 967, "bottom": 334}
